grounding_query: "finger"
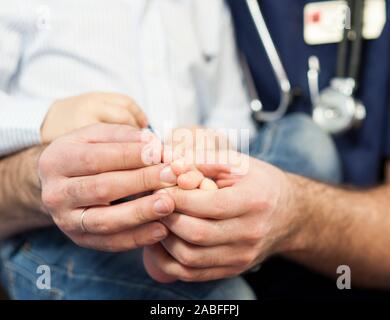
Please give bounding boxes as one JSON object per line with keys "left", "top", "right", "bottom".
{"left": 177, "top": 170, "right": 204, "bottom": 190}
{"left": 196, "top": 163, "right": 236, "bottom": 178}
{"left": 67, "top": 193, "right": 174, "bottom": 235}
{"left": 143, "top": 247, "right": 178, "bottom": 283}
{"left": 170, "top": 158, "right": 194, "bottom": 176}
{"left": 161, "top": 234, "right": 248, "bottom": 268}
{"left": 58, "top": 141, "right": 162, "bottom": 176}
{"left": 199, "top": 178, "right": 218, "bottom": 190}
{"left": 161, "top": 212, "right": 247, "bottom": 246}
{"left": 99, "top": 105, "right": 138, "bottom": 128}
{"left": 123, "top": 100, "right": 149, "bottom": 128}
{"left": 216, "top": 179, "right": 239, "bottom": 188}
{"left": 103, "top": 93, "right": 149, "bottom": 128}
{"left": 166, "top": 187, "right": 248, "bottom": 219}
{"left": 171, "top": 156, "right": 232, "bottom": 179}
{"left": 74, "top": 222, "right": 168, "bottom": 252}
{"left": 147, "top": 243, "right": 241, "bottom": 282}
{"left": 64, "top": 164, "right": 177, "bottom": 207}
{"left": 179, "top": 149, "right": 250, "bottom": 178}
{"left": 215, "top": 172, "right": 243, "bottom": 180}
{"left": 67, "top": 123, "right": 144, "bottom": 143}
{"left": 162, "top": 145, "right": 185, "bottom": 164}
{"left": 171, "top": 159, "right": 217, "bottom": 190}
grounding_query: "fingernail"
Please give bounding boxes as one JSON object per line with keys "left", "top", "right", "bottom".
{"left": 154, "top": 198, "right": 171, "bottom": 215}
{"left": 160, "top": 166, "right": 177, "bottom": 184}
{"left": 153, "top": 228, "right": 167, "bottom": 240}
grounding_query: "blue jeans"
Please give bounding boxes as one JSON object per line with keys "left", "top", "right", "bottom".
{"left": 0, "top": 113, "right": 341, "bottom": 300}
{"left": 250, "top": 113, "right": 341, "bottom": 184}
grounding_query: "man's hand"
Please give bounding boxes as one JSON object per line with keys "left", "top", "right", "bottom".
{"left": 39, "top": 123, "right": 179, "bottom": 252}
{"left": 145, "top": 153, "right": 390, "bottom": 287}
{"left": 143, "top": 153, "right": 304, "bottom": 282}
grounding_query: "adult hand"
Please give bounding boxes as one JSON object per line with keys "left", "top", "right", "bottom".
{"left": 38, "top": 123, "right": 179, "bottom": 252}
{"left": 144, "top": 152, "right": 304, "bottom": 282}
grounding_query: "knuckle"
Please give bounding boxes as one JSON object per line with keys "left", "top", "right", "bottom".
{"left": 237, "top": 250, "right": 256, "bottom": 267}
{"left": 93, "top": 183, "right": 110, "bottom": 203}
{"left": 129, "top": 232, "right": 143, "bottom": 249}
{"left": 79, "top": 151, "right": 98, "bottom": 173}
{"left": 247, "top": 192, "right": 269, "bottom": 212}
{"left": 64, "top": 181, "right": 78, "bottom": 199}
{"left": 38, "top": 147, "right": 58, "bottom": 175}
{"left": 52, "top": 215, "right": 67, "bottom": 231}
{"left": 67, "top": 178, "right": 93, "bottom": 201}
{"left": 133, "top": 202, "right": 149, "bottom": 224}
{"left": 176, "top": 249, "right": 197, "bottom": 267}
{"left": 119, "top": 143, "right": 134, "bottom": 168}
{"left": 188, "top": 228, "right": 209, "bottom": 245}
{"left": 37, "top": 152, "right": 51, "bottom": 174}
{"left": 136, "top": 168, "right": 151, "bottom": 191}
{"left": 59, "top": 218, "right": 77, "bottom": 234}
{"left": 244, "top": 223, "right": 262, "bottom": 243}
{"left": 69, "top": 178, "right": 109, "bottom": 203}
{"left": 91, "top": 214, "right": 111, "bottom": 234}
{"left": 41, "top": 186, "right": 62, "bottom": 209}
{"left": 179, "top": 269, "right": 197, "bottom": 282}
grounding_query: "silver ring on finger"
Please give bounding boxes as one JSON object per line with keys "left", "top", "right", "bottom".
{"left": 80, "top": 207, "right": 90, "bottom": 233}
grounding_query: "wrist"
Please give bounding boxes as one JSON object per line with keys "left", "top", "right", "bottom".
{"left": 276, "top": 173, "right": 314, "bottom": 254}
{"left": 22, "top": 146, "right": 50, "bottom": 216}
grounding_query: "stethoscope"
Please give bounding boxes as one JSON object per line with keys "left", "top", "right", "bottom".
{"left": 245, "top": 0, "right": 367, "bottom": 134}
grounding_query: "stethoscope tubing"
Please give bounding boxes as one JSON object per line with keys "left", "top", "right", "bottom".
{"left": 246, "top": 0, "right": 292, "bottom": 122}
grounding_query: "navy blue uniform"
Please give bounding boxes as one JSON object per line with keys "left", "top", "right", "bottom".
{"left": 228, "top": 0, "right": 390, "bottom": 187}
{"left": 227, "top": 0, "right": 390, "bottom": 300}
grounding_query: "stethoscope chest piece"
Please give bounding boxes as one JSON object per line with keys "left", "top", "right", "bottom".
{"left": 313, "top": 78, "right": 366, "bottom": 134}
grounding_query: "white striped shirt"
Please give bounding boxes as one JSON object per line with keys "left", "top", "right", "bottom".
{"left": 0, "top": 0, "right": 255, "bottom": 156}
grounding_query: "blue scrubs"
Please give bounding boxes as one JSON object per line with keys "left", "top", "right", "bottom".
{"left": 228, "top": 0, "right": 390, "bottom": 187}
{"left": 227, "top": 0, "right": 390, "bottom": 300}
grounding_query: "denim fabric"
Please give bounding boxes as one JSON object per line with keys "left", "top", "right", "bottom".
{"left": 0, "top": 113, "right": 341, "bottom": 300}
{"left": 0, "top": 228, "right": 255, "bottom": 300}
{"left": 251, "top": 113, "right": 342, "bottom": 184}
